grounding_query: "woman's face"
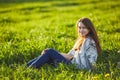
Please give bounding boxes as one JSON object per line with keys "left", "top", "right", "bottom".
{"left": 78, "top": 22, "right": 90, "bottom": 37}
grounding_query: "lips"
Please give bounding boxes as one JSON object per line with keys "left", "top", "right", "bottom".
{"left": 79, "top": 31, "right": 83, "bottom": 34}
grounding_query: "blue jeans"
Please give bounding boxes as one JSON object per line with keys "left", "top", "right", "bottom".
{"left": 27, "top": 48, "right": 70, "bottom": 68}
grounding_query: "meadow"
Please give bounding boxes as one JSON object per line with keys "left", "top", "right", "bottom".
{"left": 0, "top": 0, "right": 120, "bottom": 80}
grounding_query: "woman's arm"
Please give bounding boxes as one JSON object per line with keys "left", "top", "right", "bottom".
{"left": 86, "top": 44, "right": 98, "bottom": 69}
{"left": 61, "top": 49, "right": 75, "bottom": 60}
{"left": 61, "top": 53, "right": 73, "bottom": 60}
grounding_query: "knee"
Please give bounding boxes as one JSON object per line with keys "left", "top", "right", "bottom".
{"left": 43, "top": 48, "right": 55, "bottom": 56}
{"left": 42, "top": 48, "right": 53, "bottom": 53}
{"left": 45, "top": 48, "right": 54, "bottom": 52}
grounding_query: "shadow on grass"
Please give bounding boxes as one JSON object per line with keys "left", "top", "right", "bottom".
{"left": 115, "top": 27, "right": 120, "bottom": 33}
{"left": 1, "top": 0, "right": 114, "bottom": 14}
{"left": 0, "top": 48, "right": 41, "bottom": 66}
{"left": 98, "top": 48, "right": 120, "bottom": 64}
{"left": 95, "top": 48, "right": 120, "bottom": 73}
{"left": 0, "top": 5, "right": 51, "bottom": 14}
{"left": 1, "top": 46, "right": 120, "bottom": 67}
{"left": 0, "top": 0, "right": 64, "bottom": 3}
{"left": 52, "top": 2, "right": 80, "bottom": 7}
{"left": 0, "top": 2, "right": 80, "bottom": 14}
{"left": 0, "top": 17, "right": 17, "bottom": 24}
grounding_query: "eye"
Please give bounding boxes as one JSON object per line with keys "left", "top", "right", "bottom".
{"left": 78, "top": 26, "right": 86, "bottom": 29}
{"left": 83, "top": 27, "right": 86, "bottom": 29}
{"left": 79, "top": 26, "right": 81, "bottom": 29}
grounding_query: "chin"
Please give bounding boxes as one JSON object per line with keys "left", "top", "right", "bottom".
{"left": 80, "top": 35, "right": 86, "bottom": 37}
{"left": 79, "top": 33, "right": 86, "bottom": 37}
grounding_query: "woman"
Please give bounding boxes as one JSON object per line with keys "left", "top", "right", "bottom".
{"left": 27, "top": 18, "right": 101, "bottom": 70}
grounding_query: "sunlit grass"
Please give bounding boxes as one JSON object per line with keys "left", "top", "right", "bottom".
{"left": 0, "top": 0, "right": 120, "bottom": 79}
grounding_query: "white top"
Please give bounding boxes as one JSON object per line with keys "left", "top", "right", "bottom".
{"left": 68, "top": 37, "right": 98, "bottom": 70}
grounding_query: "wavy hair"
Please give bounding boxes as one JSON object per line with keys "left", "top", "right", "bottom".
{"left": 73, "top": 18, "right": 101, "bottom": 53}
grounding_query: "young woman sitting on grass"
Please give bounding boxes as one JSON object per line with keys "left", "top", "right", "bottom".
{"left": 27, "top": 17, "right": 101, "bottom": 70}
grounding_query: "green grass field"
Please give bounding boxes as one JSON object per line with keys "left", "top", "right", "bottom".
{"left": 0, "top": 0, "right": 120, "bottom": 80}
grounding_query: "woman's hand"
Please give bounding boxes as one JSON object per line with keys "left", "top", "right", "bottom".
{"left": 41, "top": 49, "right": 48, "bottom": 55}
{"left": 61, "top": 53, "right": 73, "bottom": 60}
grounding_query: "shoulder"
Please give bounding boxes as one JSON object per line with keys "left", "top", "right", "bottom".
{"left": 84, "top": 37, "right": 96, "bottom": 47}
{"left": 84, "top": 37, "right": 98, "bottom": 55}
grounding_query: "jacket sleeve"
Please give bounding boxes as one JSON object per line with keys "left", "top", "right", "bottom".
{"left": 85, "top": 43, "right": 98, "bottom": 65}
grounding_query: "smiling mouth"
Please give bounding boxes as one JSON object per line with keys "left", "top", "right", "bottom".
{"left": 80, "top": 32, "right": 84, "bottom": 34}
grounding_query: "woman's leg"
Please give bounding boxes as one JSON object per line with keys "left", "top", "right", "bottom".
{"left": 27, "top": 57, "right": 39, "bottom": 66}
{"left": 29, "top": 48, "right": 70, "bottom": 68}
{"left": 27, "top": 53, "right": 54, "bottom": 67}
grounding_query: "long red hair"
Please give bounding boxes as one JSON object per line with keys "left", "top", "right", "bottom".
{"left": 73, "top": 18, "right": 101, "bottom": 53}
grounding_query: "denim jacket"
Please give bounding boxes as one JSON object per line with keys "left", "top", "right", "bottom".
{"left": 68, "top": 37, "right": 98, "bottom": 70}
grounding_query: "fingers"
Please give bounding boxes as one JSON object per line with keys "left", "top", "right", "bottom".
{"left": 41, "top": 49, "right": 47, "bottom": 54}
{"left": 41, "top": 50, "right": 45, "bottom": 54}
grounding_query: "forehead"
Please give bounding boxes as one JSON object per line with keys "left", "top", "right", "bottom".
{"left": 78, "top": 22, "right": 85, "bottom": 27}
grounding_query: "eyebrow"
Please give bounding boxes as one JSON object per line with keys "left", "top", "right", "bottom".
{"left": 78, "top": 25, "right": 86, "bottom": 27}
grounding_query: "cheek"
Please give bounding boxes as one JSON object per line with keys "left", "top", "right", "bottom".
{"left": 84, "top": 29, "right": 89, "bottom": 34}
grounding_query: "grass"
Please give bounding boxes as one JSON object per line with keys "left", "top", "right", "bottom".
{"left": 0, "top": 0, "right": 120, "bottom": 80}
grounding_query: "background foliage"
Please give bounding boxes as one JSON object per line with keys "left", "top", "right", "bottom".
{"left": 0, "top": 0, "right": 120, "bottom": 79}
